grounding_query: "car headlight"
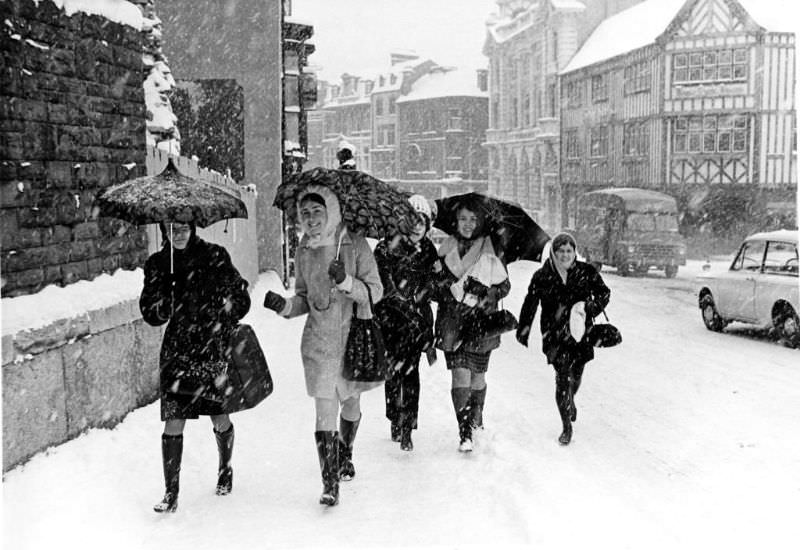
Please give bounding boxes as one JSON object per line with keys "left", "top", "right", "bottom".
{"left": 677, "top": 244, "right": 687, "bottom": 255}
{"left": 626, "top": 244, "right": 636, "bottom": 253}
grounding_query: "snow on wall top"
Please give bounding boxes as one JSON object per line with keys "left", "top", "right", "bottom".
{"left": 737, "top": 0, "right": 797, "bottom": 33}
{"left": 34, "top": 0, "right": 143, "bottom": 30}
{"left": 561, "top": 0, "right": 685, "bottom": 73}
{"left": 396, "top": 68, "right": 487, "bottom": 103}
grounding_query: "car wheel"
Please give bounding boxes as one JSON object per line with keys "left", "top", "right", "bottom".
{"left": 665, "top": 265, "right": 678, "bottom": 278}
{"left": 700, "top": 294, "right": 724, "bottom": 332}
{"left": 773, "top": 305, "right": 800, "bottom": 348}
{"left": 634, "top": 266, "right": 649, "bottom": 276}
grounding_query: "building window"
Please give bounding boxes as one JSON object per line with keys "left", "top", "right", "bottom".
{"left": 673, "top": 48, "right": 748, "bottom": 84}
{"left": 379, "top": 75, "right": 385, "bottom": 87}
{"left": 589, "top": 125, "right": 608, "bottom": 157}
{"left": 492, "top": 100, "right": 500, "bottom": 127}
{"left": 448, "top": 108, "right": 462, "bottom": 130}
{"left": 389, "top": 97, "right": 396, "bottom": 114}
{"left": 522, "top": 94, "right": 530, "bottom": 127}
{"left": 390, "top": 74, "right": 397, "bottom": 85}
{"left": 623, "top": 121, "right": 649, "bottom": 156}
{"left": 511, "top": 97, "right": 519, "bottom": 128}
{"left": 672, "top": 114, "right": 749, "bottom": 154}
{"left": 565, "top": 80, "right": 583, "bottom": 108}
{"left": 375, "top": 98, "right": 383, "bottom": 116}
{"left": 591, "top": 73, "right": 608, "bottom": 102}
{"left": 565, "top": 129, "right": 580, "bottom": 158}
{"left": 624, "top": 61, "right": 651, "bottom": 95}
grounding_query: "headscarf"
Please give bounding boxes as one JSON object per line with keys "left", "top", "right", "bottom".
{"left": 549, "top": 232, "right": 577, "bottom": 285}
{"left": 297, "top": 185, "right": 343, "bottom": 249}
{"left": 158, "top": 221, "right": 197, "bottom": 251}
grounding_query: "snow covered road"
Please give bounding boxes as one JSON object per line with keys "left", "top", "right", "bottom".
{"left": 4, "top": 260, "right": 799, "bottom": 550}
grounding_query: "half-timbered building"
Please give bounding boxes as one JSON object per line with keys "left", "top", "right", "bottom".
{"left": 560, "top": 0, "right": 796, "bottom": 228}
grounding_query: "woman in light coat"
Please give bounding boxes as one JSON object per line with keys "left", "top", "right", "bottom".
{"left": 432, "top": 198, "right": 510, "bottom": 452}
{"left": 264, "top": 186, "right": 383, "bottom": 506}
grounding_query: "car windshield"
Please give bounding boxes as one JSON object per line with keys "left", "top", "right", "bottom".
{"left": 627, "top": 213, "right": 679, "bottom": 232}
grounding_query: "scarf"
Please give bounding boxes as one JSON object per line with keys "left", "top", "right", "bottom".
{"left": 549, "top": 232, "right": 577, "bottom": 285}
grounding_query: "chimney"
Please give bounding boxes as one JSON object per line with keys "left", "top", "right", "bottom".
{"left": 477, "top": 69, "right": 488, "bottom": 92}
{"left": 390, "top": 50, "right": 419, "bottom": 66}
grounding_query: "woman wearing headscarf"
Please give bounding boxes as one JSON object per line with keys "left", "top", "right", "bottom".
{"left": 433, "top": 198, "right": 510, "bottom": 452}
{"left": 263, "top": 186, "right": 383, "bottom": 506}
{"left": 140, "top": 221, "right": 251, "bottom": 513}
{"left": 515, "top": 232, "right": 610, "bottom": 445}
{"left": 374, "top": 195, "right": 439, "bottom": 452}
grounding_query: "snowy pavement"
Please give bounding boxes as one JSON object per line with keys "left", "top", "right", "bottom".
{"left": 4, "top": 260, "right": 799, "bottom": 550}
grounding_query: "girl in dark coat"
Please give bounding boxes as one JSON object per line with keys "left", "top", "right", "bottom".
{"left": 433, "top": 199, "right": 511, "bottom": 452}
{"left": 140, "top": 222, "right": 251, "bottom": 513}
{"left": 515, "top": 232, "right": 610, "bottom": 446}
{"left": 374, "top": 195, "right": 438, "bottom": 452}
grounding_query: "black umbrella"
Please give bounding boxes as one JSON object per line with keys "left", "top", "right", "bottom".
{"left": 274, "top": 167, "right": 418, "bottom": 239}
{"left": 434, "top": 192, "right": 550, "bottom": 263}
{"left": 95, "top": 158, "right": 248, "bottom": 228}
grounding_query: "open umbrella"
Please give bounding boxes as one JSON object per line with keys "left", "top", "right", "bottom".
{"left": 95, "top": 158, "right": 248, "bottom": 228}
{"left": 274, "top": 167, "right": 418, "bottom": 239}
{"left": 434, "top": 192, "right": 550, "bottom": 264}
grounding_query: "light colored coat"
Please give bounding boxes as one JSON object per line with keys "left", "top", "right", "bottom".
{"left": 283, "top": 186, "right": 384, "bottom": 399}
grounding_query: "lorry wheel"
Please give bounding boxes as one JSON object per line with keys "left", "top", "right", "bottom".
{"left": 665, "top": 265, "right": 678, "bottom": 278}
{"left": 773, "top": 305, "right": 800, "bottom": 348}
{"left": 617, "top": 263, "right": 631, "bottom": 277}
{"left": 634, "top": 266, "right": 649, "bottom": 276}
{"left": 700, "top": 294, "right": 724, "bottom": 332}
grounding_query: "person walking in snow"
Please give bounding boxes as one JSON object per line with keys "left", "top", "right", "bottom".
{"left": 337, "top": 141, "right": 357, "bottom": 170}
{"left": 374, "top": 195, "right": 439, "bottom": 452}
{"left": 515, "top": 232, "right": 610, "bottom": 445}
{"left": 139, "top": 221, "right": 251, "bottom": 513}
{"left": 432, "top": 197, "right": 510, "bottom": 452}
{"left": 263, "top": 187, "right": 383, "bottom": 506}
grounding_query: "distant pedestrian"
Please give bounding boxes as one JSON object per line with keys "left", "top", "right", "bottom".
{"left": 337, "top": 141, "right": 357, "bottom": 170}
{"left": 263, "top": 187, "right": 383, "bottom": 506}
{"left": 432, "top": 197, "right": 510, "bottom": 452}
{"left": 139, "top": 222, "right": 251, "bottom": 513}
{"left": 516, "top": 232, "right": 610, "bottom": 445}
{"left": 374, "top": 195, "right": 439, "bottom": 451}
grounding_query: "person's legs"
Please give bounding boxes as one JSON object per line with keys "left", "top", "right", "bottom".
{"left": 553, "top": 359, "right": 574, "bottom": 445}
{"left": 449, "top": 363, "right": 473, "bottom": 451}
{"left": 314, "top": 397, "right": 340, "bottom": 505}
{"left": 570, "top": 361, "right": 586, "bottom": 422}
{"left": 155, "top": 418, "right": 186, "bottom": 513}
{"left": 398, "top": 357, "right": 421, "bottom": 451}
{"left": 468, "top": 371, "right": 487, "bottom": 430}
{"left": 384, "top": 369, "right": 401, "bottom": 440}
{"left": 210, "top": 414, "right": 234, "bottom": 495}
{"left": 339, "top": 394, "right": 361, "bottom": 480}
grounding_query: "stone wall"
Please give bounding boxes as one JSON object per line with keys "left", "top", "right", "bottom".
{"left": 0, "top": 0, "right": 149, "bottom": 297}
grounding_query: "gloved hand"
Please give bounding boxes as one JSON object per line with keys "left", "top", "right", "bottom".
{"left": 463, "top": 276, "right": 489, "bottom": 298}
{"left": 263, "top": 290, "right": 287, "bottom": 313}
{"left": 515, "top": 325, "right": 530, "bottom": 347}
{"left": 328, "top": 259, "right": 347, "bottom": 284}
{"left": 584, "top": 300, "right": 601, "bottom": 319}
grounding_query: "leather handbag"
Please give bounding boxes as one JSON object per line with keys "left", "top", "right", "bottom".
{"left": 585, "top": 310, "right": 622, "bottom": 348}
{"left": 222, "top": 323, "right": 273, "bottom": 413}
{"left": 461, "top": 308, "right": 519, "bottom": 341}
{"left": 343, "top": 285, "right": 391, "bottom": 382}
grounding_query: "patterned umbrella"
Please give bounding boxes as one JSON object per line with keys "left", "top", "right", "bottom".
{"left": 434, "top": 192, "right": 550, "bottom": 264}
{"left": 95, "top": 158, "right": 248, "bottom": 228}
{"left": 274, "top": 167, "right": 418, "bottom": 239}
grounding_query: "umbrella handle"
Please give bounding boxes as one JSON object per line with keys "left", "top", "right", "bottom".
{"left": 169, "top": 223, "right": 175, "bottom": 317}
{"left": 335, "top": 227, "right": 345, "bottom": 260}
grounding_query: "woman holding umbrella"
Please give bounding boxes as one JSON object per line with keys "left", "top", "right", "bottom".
{"left": 263, "top": 186, "right": 383, "bottom": 506}
{"left": 433, "top": 196, "right": 511, "bottom": 452}
{"left": 374, "top": 195, "right": 439, "bottom": 452}
{"left": 139, "top": 221, "right": 251, "bottom": 513}
{"left": 515, "top": 232, "right": 610, "bottom": 445}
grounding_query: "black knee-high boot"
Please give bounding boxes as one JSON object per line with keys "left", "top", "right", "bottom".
{"left": 154, "top": 434, "right": 182, "bottom": 513}
{"left": 314, "top": 431, "right": 339, "bottom": 506}
{"left": 469, "top": 386, "right": 487, "bottom": 430}
{"left": 338, "top": 415, "right": 361, "bottom": 481}
{"left": 555, "top": 375, "right": 574, "bottom": 445}
{"left": 570, "top": 363, "right": 586, "bottom": 422}
{"left": 451, "top": 387, "right": 473, "bottom": 451}
{"left": 214, "top": 424, "right": 234, "bottom": 495}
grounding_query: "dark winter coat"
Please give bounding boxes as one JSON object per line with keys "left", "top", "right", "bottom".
{"left": 518, "top": 258, "right": 610, "bottom": 365}
{"left": 433, "top": 235, "right": 511, "bottom": 354}
{"left": 140, "top": 236, "right": 251, "bottom": 405}
{"left": 374, "top": 235, "right": 438, "bottom": 360}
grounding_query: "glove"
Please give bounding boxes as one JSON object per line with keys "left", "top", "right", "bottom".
{"left": 515, "top": 325, "right": 530, "bottom": 347}
{"left": 328, "top": 259, "right": 346, "bottom": 284}
{"left": 584, "top": 300, "right": 601, "bottom": 319}
{"left": 263, "top": 290, "right": 287, "bottom": 313}
{"left": 463, "top": 276, "right": 489, "bottom": 298}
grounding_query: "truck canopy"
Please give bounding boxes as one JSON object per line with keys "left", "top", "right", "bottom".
{"left": 579, "top": 188, "right": 678, "bottom": 214}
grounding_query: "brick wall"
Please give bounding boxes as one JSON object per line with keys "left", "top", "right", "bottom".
{"left": 0, "top": 0, "right": 148, "bottom": 297}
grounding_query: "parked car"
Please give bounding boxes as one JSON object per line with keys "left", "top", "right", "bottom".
{"left": 573, "top": 188, "right": 687, "bottom": 277}
{"left": 697, "top": 229, "right": 799, "bottom": 348}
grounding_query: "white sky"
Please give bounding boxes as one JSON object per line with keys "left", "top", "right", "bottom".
{"left": 291, "top": 0, "right": 498, "bottom": 81}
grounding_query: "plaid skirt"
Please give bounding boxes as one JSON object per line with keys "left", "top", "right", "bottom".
{"left": 161, "top": 391, "right": 225, "bottom": 421}
{"left": 444, "top": 349, "right": 491, "bottom": 373}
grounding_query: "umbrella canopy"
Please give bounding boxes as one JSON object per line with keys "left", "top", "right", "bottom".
{"left": 274, "top": 167, "right": 418, "bottom": 240}
{"left": 434, "top": 192, "right": 550, "bottom": 264}
{"left": 95, "top": 158, "right": 248, "bottom": 228}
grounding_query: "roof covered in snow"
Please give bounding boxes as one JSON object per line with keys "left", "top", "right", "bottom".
{"left": 396, "top": 68, "right": 488, "bottom": 103}
{"left": 40, "top": 0, "right": 143, "bottom": 29}
{"left": 562, "top": 0, "right": 685, "bottom": 73}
